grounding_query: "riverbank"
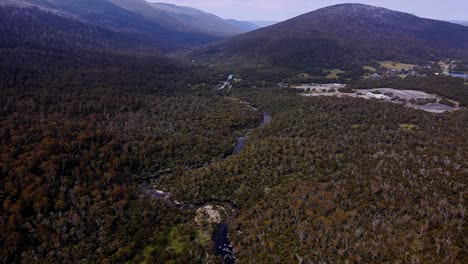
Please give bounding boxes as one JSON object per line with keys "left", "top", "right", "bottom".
{"left": 140, "top": 99, "right": 271, "bottom": 263}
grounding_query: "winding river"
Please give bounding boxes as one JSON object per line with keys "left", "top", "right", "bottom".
{"left": 142, "top": 102, "right": 271, "bottom": 263}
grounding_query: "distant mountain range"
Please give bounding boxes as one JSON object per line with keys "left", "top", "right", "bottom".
{"left": 224, "top": 20, "right": 279, "bottom": 31}
{"left": 195, "top": 4, "right": 468, "bottom": 71}
{"left": 0, "top": 0, "right": 260, "bottom": 52}
{"left": 225, "top": 19, "right": 260, "bottom": 32}
{"left": 250, "top": 21, "right": 279, "bottom": 27}
{"left": 2, "top": 1, "right": 467, "bottom": 75}
{"left": 0, "top": 0, "right": 281, "bottom": 53}
{"left": 150, "top": 2, "right": 245, "bottom": 37}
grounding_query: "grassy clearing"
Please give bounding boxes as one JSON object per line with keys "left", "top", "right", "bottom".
{"left": 326, "top": 68, "right": 345, "bottom": 79}
{"left": 196, "top": 230, "right": 211, "bottom": 248}
{"left": 138, "top": 244, "right": 157, "bottom": 264}
{"left": 363, "top": 66, "right": 377, "bottom": 72}
{"left": 380, "top": 61, "right": 416, "bottom": 70}
{"left": 399, "top": 124, "right": 417, "bottom": 132}
{"left": 168, "top": 227, "right": 186, "bottom": 254}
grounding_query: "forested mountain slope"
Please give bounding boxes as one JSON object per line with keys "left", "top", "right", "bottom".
{"left": 196, "top": 4, "right": 468, "bottom": 70}
{"left": 0, "top": 6, "right": 157, "bottom": 53}
{"left": 151, "top": 2, "right": 245, "bottom": 37}
{"left": 2, "top": 0, "right": 222, "bottom": 51}
{"left": 225, "top": 19, "right": 260, "bottom": 32}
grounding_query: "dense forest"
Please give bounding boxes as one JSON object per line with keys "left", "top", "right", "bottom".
{"left": 1, "top": 2, "right": 467, "bottom": 263}
{"left": 0, "top": 48, "right": 260, "bottom": 263}
{"left": 160, "top": 86, "right": 467, "bottom": 263}
{"left": 1, "top": 49, "right": 467, "bottom": 262}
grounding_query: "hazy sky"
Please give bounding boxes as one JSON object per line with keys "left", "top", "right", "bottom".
{"left": 150, "top": 0, "right": 468, "bottom": 21}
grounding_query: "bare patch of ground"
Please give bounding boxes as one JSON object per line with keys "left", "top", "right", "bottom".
{"left": 299, "top": 86, "right": 461, "bottom": 113}
{"left": 363, "top": 66, "right": 377, "bottom": 72}
{"left": 195, "top": 205, "right": 225, "bottom": 225}
{"left": 380, "top": 61, "right": 416, "bottom": 70}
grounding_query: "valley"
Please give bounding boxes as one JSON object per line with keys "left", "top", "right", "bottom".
{"left": 142, "top": 98, "right": 271, "bottom": 263}
{"left": 0, "top": 1, "right": 467, "bottom": 264}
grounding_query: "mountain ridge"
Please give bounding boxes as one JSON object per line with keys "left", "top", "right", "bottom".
{"left": 224, "top": 19, "right": 260, "bottom": 32}
{"left": 195, "top": 4, "right": 468, "bottom": 70}
{"left": 451, "top": 20, "right": 468, "bottom": 26}
{"left": 151, "top": 2, "right": 245, "bottom": 36}
{"left": 0, "top": 0, "right": 237, "bottom": 51}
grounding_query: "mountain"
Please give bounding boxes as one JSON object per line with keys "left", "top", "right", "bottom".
{"left": 0, "top": 3, "right": 192, "bottom": 86}
{"left": 195, "top": 4, "right": 468, "bottom": 71}
{"left": 0, "top": 4, "right": 156, "bottom": 52}
{"left": 225, "top": 19, "right": 260, "bottom": 31}
{"left": 108, "top": 0, "right": 185, "bottom": 29}
{"left": 151, "top": 3, "right": 244, "bottom": 36}
{"left": 451, "top": 20, "right": 468, "bottom": 26}
{"left": 32, "top": 0, "right": 187, "bottom": 31}
{"left": 0, "top": 0, "right": 205, "bottom": 86}
{"left": 1, "top": 0, "right": 223, "bottom": 51}
{"left": 250, "top": 20, "right": 278, "bottom": 27}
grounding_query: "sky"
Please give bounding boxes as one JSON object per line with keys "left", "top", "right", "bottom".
{"left": 149, "top": 0, "right": 468, "bottom": 21}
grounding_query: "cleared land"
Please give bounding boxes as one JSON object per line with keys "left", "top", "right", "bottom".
{"left": 363, "top": 66, "right": 377, "bottom": 72}
{"left": 295, "top": 85, "right": 461, "bottom": 113}
{"left": 380, "top": 61, "right": 416, "bottom": 70}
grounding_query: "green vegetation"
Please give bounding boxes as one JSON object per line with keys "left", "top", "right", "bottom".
{"left": 159, "top": 86, "right": 467, "bottom": 263}
{"left": 168, "top": 227, "right": 187, "bottom": 254}
{"left": 326, "top": 68, "right": 345, "bottom": 79}
{"left": 196, "top": 230, "right": 211, "bottom": 248}
{"left": 0, "top": 46, "right": 259, "bottom": 263}
{"left": 1, "top": 3, "right": 468, "bottom": 263}
{"left": 399, "top": 123, "right": 417, "bottom": 132}
{"left": 3, "top": 57, "right": 466, "bottom": 262}
{"left": 195, "top": 4, "right": 468, "bottom": 74}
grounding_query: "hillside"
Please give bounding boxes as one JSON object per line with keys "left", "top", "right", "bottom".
{"left": 225, "top": 19, "right": 260, "bottom": 31}
{"left": 1, "top": 0, "right": 222, "bottom": 51}
{"left": 0, "top": 2, "right": 202, "bottom": 93}
{"left": 250, "top": 20, "right": 278, "bottom": 27}
{"left": 151, "top": 3, "right": 245, "bottom": 36}
{"left": 195, "top": 4, "right": 468, "bottom": 70}
{"left": 0, "top": 5, "right": 157, "bottom": 52}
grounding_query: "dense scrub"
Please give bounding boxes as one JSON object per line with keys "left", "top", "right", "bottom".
{"left": 1, "top": 21, "right": 467, "bottom": 261}
{"left": 4, "top": 3, "right": 467, "bottom": 263}
{"left": 0, "top": 61, "right": 259, "bottom": 263}
{"left": 161, "top": 87, "right": 467, "bottom": 263}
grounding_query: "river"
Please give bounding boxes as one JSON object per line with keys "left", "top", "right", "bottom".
{"left": 448, "top": 72, "right": 468, "bottom": 78}
{"left": 142, "top": 101, "right": 271, "bottom": 263}
{"left": 232, "top": 113, "right": 271, "bottom": 155}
